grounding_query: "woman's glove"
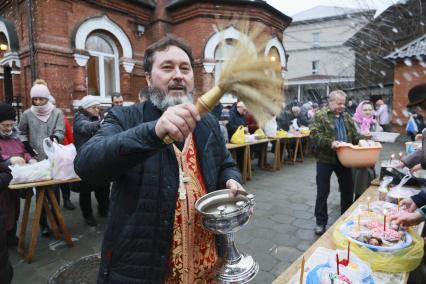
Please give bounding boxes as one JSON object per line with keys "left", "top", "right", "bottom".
{"left": 23, "top": 141, "right": 37, "bottom": 157}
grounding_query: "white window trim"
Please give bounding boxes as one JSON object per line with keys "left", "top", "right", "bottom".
{"left": 312, "top": 32, "right": 320, "bottom": 48}
{"left": 203, "top": 26, "right": 256, "bottom": 73}
{"left": 264, "top": 37, "right": 287, "bottom": 78}
{"left": 0, "top": 20, "right": 21, "bottom": 68}
{"left": 74, "top": 15, "right": 134, "bottom": 73}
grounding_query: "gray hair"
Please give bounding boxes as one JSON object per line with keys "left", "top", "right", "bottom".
{"left": 327, "top": 90, "right": 347, "bottom": 102}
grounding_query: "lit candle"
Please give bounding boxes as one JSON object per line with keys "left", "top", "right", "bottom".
{"left": 367, "top": 196, "right": 371, "bottom": 212}
{"left": 347, "top": 240, "right": 351, "bottom": 263}
{"left": 399, "top": 152, "right": 403, "bottom": 161}
{"left": 299, "top": 256, "right": 305, "bottom": 284}
{"left": 336, "top": 251, "right": 340, "bottom": 275}
{"left": 383, "top": 209, "right": 387, "bottom": 231}
{"left": 391, "top": 154, "right": 395, "bottom": 162}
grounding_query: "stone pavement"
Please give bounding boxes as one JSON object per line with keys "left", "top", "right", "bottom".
{"left": 9, "top": 141, "right": 404, "bottom": 283}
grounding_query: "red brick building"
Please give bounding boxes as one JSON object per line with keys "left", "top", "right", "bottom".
{"left": 385, "top": 34, "right": 426, "bottom": 132}
{"left": 0, "top": 0, "right": 290, "bottom": 117}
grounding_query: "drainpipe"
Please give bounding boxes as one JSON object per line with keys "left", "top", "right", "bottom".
{"left": 27, "top": 0, "right": 36, "bottom": 81}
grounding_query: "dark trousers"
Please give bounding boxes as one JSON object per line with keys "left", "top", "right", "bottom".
{"left": 79, "top": 182, "right": 110, "bottom": 219}
{"left": 53, "top": 183, "right": 71, "bottom": 201}
{"left": 315, "top": 161, "right": 354, "bottom": 226}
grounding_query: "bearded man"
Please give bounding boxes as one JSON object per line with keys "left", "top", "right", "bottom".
{"left": 74, "top": 35, "right": 243, "bottom": 283}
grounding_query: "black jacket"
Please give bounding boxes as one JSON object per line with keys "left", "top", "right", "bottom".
{"left": 74, "top": 101, "right": 241, "bottom": 283}
{"left": 0, "top": 160, "right": 13, "bottom": 284}
{"left": 73, "top": 108, "right": 101, "bottom": 151}
{"left": 226, "top": 104, "right": 246, "bottom": 139}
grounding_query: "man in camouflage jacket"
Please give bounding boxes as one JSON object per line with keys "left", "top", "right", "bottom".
{"left": 310, "top": 90, "right": 361, "bottom": 235}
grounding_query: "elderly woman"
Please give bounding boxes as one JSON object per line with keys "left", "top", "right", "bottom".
{"left": 0, "top": 104, "right": 35, "bottom": 246}
{"left": 352, "top": 100, "right": 383, "bottom": 199}
{"left": 18, "top": 82, "right": 65, "bottom": 237}
{"left": 73, "top": 95, "right": 110, "bottom": 227}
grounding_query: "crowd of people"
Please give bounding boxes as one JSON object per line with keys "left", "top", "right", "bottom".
{"left": 0, "top": 32, "right": 425, "bottom": 283}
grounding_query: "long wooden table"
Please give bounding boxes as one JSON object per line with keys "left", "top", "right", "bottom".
{"left": 9, "top": 178, "right": 81, "bottom": 263}
{"left": 226, "top": 138, "right": 271, "bottom": 183}
{"left": 273, "top": 184, "right": 424, "bottom": 283}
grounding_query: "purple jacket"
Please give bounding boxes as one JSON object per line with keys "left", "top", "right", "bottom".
{"left": 0, "top": 131, "right": 31, "bottom": 232}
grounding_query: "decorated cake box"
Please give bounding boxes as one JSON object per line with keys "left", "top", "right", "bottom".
{"left": 290, "top": 247, "right": 374, "bottom": 284}
{"left": 341, "top": 202, "right": 411, "bottom": 252}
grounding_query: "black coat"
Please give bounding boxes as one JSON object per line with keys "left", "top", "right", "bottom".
{"left": 226, "top": 105, "right": 246, "bottom": 139}
{"left": 0, "top": 160, "right": 13, "bottom": 284}
{"left": 74, "top": 101, "right": 241, "bottom": 283}
{"left": 73, "top": 108, "right": 101, "bottom": 151}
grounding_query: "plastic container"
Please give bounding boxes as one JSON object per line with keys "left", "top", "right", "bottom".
{"left": 370, "top": 132, "right": 399, "bottom": 143}
{"left": 405, "top": 141, "right": 422, "bottom": 155}
{"left": 336, "top": 144, "right": 382, "bottom": 168}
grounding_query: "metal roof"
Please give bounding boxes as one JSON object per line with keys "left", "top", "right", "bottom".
{"left": 385, "top": 34, "right": 426, "bottom": 60}
{"left": 291, "top": 5, "right": 366, "bottom": 22}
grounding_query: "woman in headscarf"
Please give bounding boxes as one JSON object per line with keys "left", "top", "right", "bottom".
{"left": 0, "top": 104, "right": 35, "bottom": 246}
{"left": 352, "top": 100, "right": 382, "bottom": 199}
{"left": 18, "top": 81, "right": 65, "bottom": 237}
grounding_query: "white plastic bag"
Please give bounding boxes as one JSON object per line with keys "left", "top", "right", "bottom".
{"left": 43, "top": 138, "right": 79, "bottom": 180}
{"left": 264, "top": 117, "right": 277, "bottom": 137}
{"left": 10, "top": 159, "right": 52, "bottom": 184}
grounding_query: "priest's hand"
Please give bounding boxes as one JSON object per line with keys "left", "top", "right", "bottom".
{"left": 155, "top": 103, "right": 200, "bottom": 142}
{"left": 226, "top": 179, "right": 246, "bottom": 197}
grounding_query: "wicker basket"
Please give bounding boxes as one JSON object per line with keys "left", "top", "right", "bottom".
{"left": 336, "top": 144, "right": 382, "bottom": 168}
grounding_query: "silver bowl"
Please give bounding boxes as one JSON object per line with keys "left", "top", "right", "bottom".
{"left": 196, "top": 189, "right": 258, "bottom": 283}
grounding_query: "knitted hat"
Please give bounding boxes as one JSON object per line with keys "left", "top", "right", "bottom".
{"left": 0, "top": 103, "right": 16, "bottom": 122}
{"left": 80, "top": 95, "right": 100, "bottom": 109}
{"left": 30, "top": 84, "right": 51, "bottom": 99}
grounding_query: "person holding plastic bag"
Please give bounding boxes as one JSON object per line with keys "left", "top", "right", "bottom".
{"left": 18, "top": 80, "right": 65, "bottom": 237}
{"left": 73, "top": 95, "right": 110, "bottom": 227}
{"left": 0, "top": 104, "right": 36, "bottom": 246}
{"left": 352, "top": 100, "right": 382, "bottom": 199}
{"left": 50, "top": 95, "right": 76, "bottom": 210}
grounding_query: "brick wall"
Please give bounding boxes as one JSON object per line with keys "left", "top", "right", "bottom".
{"left": 392, "top": 61, "right": 426, "bottom": 133}
{"left": 0, "top": 0, "right": 289, "bottom": 115}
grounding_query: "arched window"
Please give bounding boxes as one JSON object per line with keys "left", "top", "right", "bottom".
{"left": 267, "top": 47, "right": 281, "bottom": 77}
{"left": 214, "top": 39, "right": 237, "bottom": 84}
{"left": 214, "top": 39, "right": 237, "bottom": 104}
{"left": 85, "top": 34, "right": 119, "bottom": 98}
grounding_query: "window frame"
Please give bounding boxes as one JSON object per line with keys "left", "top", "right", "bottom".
{"left": 312, "top": 32, "right": 320, "bottom": 48}
{"left": 312, "top": 60, "right": 320, "bottom": 74}
{"left": 85, "top": 34, "right": 120, "bottom": 98}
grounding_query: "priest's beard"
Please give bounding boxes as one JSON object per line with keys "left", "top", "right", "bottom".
{"left": 149, "top": 86, "right": 194, "bottom": 111}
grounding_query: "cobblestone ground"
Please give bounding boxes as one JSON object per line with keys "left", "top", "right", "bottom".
{"left": 9, "top": 140, "right": 405, "bottom": 283}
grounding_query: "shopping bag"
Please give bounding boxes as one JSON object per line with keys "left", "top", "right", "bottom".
{"left": 406, "top": 116, "right": 418, "bottom": 134}
{"left": 263, "top": 118, "right": 277, "bottom": 137}
{"left": 43, "top": 138, "right": 79, "bottom": 180}
{"left": 230, "top": 126, "right": 246, "bottom": 144}
{"left": 254, "top": 128, "right": 266, "bottom": 138}
{"left": 276, "top": 129, "right": 288, "bottom": 137}
{"left": 9, "top": 159, "right": 52, "bottom": 184}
